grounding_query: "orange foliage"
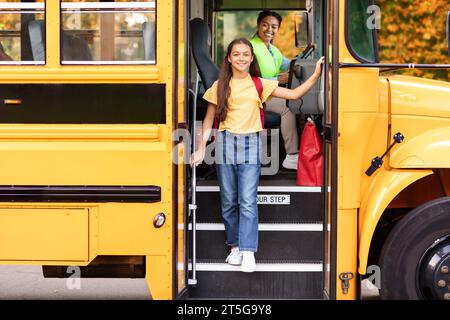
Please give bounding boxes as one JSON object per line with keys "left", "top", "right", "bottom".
{"left": 378, "top": 0, "right": 450, "bottom": 81}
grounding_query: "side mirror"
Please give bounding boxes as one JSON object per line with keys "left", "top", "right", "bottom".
{"left": 447, "top": 11, "right": 450, "bottom": 56}
{"left": 295, "top": 12, "right": 311, "bottom": 48}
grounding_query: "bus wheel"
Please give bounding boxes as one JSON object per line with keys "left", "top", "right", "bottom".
{"left": 379, "top": 197, "right": 450, "bottom": 300}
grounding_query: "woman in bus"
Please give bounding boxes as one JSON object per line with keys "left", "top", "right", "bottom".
{"left": 250, "top": 10, "right": 300, "bottom": 170}
{"left": 190, "top": 38, "right": 324, "bottom": 272}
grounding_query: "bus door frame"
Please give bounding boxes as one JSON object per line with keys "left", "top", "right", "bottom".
{"left": 322, "top": 0, "right": 339, "bottom": 300}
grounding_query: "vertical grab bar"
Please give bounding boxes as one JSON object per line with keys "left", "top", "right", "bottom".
{"left": 188, "top": 72, "right": 200, "bottom": 286}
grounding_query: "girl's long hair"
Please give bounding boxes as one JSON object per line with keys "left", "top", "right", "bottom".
{"left": 216, "top": 38, "right": 261, "bottom": 122}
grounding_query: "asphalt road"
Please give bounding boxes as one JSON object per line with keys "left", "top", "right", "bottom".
{"left": 0, "top": 265, "right": 151, "bottom": 300}
{"left": 0, "top": 265, "right": 379, "bottom": 300}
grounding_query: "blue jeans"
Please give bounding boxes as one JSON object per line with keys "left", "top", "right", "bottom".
{"left": 216, "top": 131, "right": 261, "bottom": 252}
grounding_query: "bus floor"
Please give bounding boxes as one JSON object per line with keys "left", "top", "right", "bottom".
{"left": 0, "top": 265, "right": 150, "bottom": 299}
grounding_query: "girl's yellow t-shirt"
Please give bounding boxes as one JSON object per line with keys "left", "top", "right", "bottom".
{"left": 203, "top": 75, "right": 278, "bottom": 134}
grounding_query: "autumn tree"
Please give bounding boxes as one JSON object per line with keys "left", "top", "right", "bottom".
{"left": 377, "top": 0, "right": 450, "bottom": 81}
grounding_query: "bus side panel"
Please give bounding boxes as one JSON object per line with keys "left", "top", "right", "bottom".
{"left": 0, "top": 208, "right": 89, "bottom": 261}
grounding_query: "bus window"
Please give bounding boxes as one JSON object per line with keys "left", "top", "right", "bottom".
{"left": 61, "top": 0, "right": 156, "bottom": 64}
{"left": 0, "top": 0, "right": 45, "bottom": 64}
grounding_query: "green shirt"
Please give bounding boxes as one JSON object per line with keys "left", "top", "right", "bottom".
{"left": 250, "top": 36, "right": 284, "bottom": 79}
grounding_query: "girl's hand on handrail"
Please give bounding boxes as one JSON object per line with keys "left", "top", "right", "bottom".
{"left": 313, "top": 56, "right": 325, "bottom": 79}
{"left": 190, "top": 147, "right": 206, "bottom": 168}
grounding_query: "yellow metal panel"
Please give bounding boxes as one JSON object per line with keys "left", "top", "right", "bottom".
{"left": 340, "top": 112, "right": 387, "bottom": 208}
{"left": 338, "top": 0, "right": 359, "bottom": 64}
{"left": 176, "top": 0, "right": 186, "bottom": 295}
{"left": 146, "top": 255, "right": 172, "bottom": 300}
{"left": 46, "top": 0, "right": 60, "bottom": 68}
{"left": 339, "top": 69, "right": 380, "bottom": 113}
{"left": 98, "top": 203, "right": 172, "bottom": 256}
{"left": 338, "top": 70, "right": 386, "bottom": 209}
{"left": 0, "top": 124, "right": 161, "bottom": 140}
{"left": 338, "top": 68, "right": 383, "bottom": 212}
{"left": 0, "top": 0, "right": 175, "bottom": 299}
{"left": 389, "top": 76, "right": 450, "bottom": 118}
{"left": 390, "top": 116, "right": 450, "bottom": 168}
{"left": 0, "top": 67, "right": 161, "bottom": 83}
{"left": 358, "top": 169, "right": 433, "bottom": 274}
{"left": 336, "top": 209, "right": 358, "bottom": 300}
{"left": 0, "top": 208, "right": 89, "bottom": 261}
{"left": 0, "top": 141, "right": 170, "bottom": 187}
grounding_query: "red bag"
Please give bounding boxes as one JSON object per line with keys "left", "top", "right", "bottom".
{"left": 297, "top": 118, "right": 323, "bottom": 186}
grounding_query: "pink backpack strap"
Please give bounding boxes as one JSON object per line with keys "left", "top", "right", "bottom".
{"left": 212, "top": 117, "right": 219, "bottom": 143}
{"left": 251, "top": 76, "right": 265, "bottom": 129}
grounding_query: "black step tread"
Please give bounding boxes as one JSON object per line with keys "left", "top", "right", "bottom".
{"left": 195, "top": 259, "right": 322, "bottom": 264}
{"left": 190, "top": 229, "right": 323, "bottom": 261}
{"left": 195, "top": 191, "right": 324, "bottom": 223}
{"left": 197, "top": 180, "right": 322, "bottom": 192}
{"left": 189, "top": 268, "right": 323, "bottom": 299}
{"left": 196, "top": 169, "right": 298, "bottom": 183}
{"left": 196, "top": 179, "right": 318, "bottom": 188}
{"left": 192, "top": 221, "right": 323, "bottom": 226}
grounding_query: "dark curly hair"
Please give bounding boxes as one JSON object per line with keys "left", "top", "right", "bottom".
{"left": 257, "top": 10, "right": 283, "bottom": 27}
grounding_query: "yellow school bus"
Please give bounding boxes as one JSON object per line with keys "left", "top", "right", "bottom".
{"left": 0, "top": 0, "right": 449, "bottom": 300}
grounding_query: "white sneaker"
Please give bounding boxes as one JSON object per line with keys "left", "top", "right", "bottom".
{"left": 225, "top": 247, "right": 242, "bottom": 266}
{"left": 241, "top": 251, "right": 256, "bottom": 273}
{"left": 282, "top": 153, "right": 298, "bottom": 170}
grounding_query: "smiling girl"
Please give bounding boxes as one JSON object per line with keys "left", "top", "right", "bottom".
{"left": 191, "top": 38, "right": 324, "bottom": 272}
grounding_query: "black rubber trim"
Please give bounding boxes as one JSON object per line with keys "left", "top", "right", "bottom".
{"left": 340, "top": 63, "right": 450, "bottom": 69}
{"left": 172, "top": 0, "right": 181, "bottom": 300}
{"left": 0, "top": 185, "right": 161, "bottom": 203}
{"left": 329, "top": 0, "right": 340, "bottom": 300}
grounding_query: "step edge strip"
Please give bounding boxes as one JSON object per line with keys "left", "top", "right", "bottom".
{"left": 188, "top": 223, "right": 323, "bottom": 232}
{"left": 196, "top": 186, "right": 322, "bottom": 193}
{"left": 187, "top": 262, "right": 323, "bottom": 272}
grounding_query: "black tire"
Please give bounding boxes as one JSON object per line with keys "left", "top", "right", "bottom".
{"left": 379, "top": 197, "right": 450, "bottom": 300}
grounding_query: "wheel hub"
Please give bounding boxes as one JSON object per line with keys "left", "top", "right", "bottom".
{"left": 418, "top": 235, "right": 450, "bottom": 300}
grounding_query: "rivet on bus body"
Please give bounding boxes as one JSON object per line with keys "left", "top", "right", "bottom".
{"left": 153, "top": 213, "right": 166, "bottom": 228}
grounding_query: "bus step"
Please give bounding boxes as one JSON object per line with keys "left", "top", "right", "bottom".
{"left": 189, "top": 223, "right": 323, "bottom": 261}
{"left": 195, "top": 185, "right": 324, "bottom": 223}
{"left": 188, "top": 260, "right": 323, "bottom": 299}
